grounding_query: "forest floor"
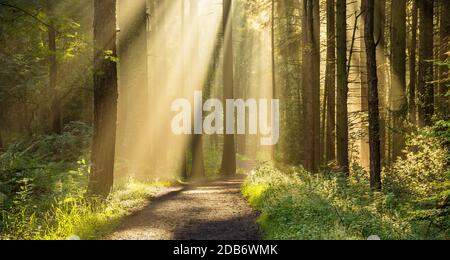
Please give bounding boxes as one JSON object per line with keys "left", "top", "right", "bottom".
{"left": 106, "top": 175, "right": 261, "bottom": 240}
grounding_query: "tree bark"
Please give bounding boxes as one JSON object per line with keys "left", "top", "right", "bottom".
{"left": 409, "top": 0, "right": 418, "bottom": 124}
{"left": 418, "top": 0, "right": 435, "bottom": 127}
{"left": 89, "top": 0, "right": 118, "bottom": 197}
{"left": 271, "top": 0, "right": 277, "bottom": 159}
{"left": 390, "top": 0, "right": 407, "bottom": 159}
{"left": 47, "top": 0, "right": 63, "bottom": 134}
{"left": 301, "top": 0, "right": 320, "bottom": 173}
{"left": 190, "top": 0, "right": 205, "bottom": 179}
{"left": 325, "top": 0, "right": 336, "bottom": 163}
{"left": 336, "top": 0, "right": 349, "bottom": 175}
{"left": 221, "top": 0, "right": 236, "bottom": 176}
{"left": 364, "top": 0, "right": 382, "bottom": 191}
{"left": 439, "top": 0, "right": 450, "bottom": 115}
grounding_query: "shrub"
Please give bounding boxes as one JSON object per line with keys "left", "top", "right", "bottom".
{"left": 384, "top": 128, "right": 448, "bottom": 199}
{"left": 243, "top": 164, "right": 412, "bottom": 240}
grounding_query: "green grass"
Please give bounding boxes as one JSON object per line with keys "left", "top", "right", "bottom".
{"left": 1, "top": 178, "right": 172, "bottom": 240}
{"left": 242, "top": 164, "right": 448, "bottom": 240}
{"left": 0, "top": 123, "right": 175, "bottom": 240}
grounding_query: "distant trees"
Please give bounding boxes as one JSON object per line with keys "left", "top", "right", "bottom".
{"left": 221, "top": 0, "right": 236, "bottom": 176}
{"left": 409, "top": 0, "right": 418, "bottom": 124}
{"left": 46, "top": 0, "right": 63, "bottom": 134}
{"left": 117, "top": 0, "right": 150, "bottom": 177}
{"left": 89, "top": 0, "right": 118, "bottom": 196}
{"left": 190, "top": 0, "right": 205, "bottom": 179}
{"left": 439, "top": 0, "right": 450, "bottom": 115}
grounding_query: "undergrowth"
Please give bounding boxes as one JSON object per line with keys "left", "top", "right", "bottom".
{"left": 243, "top": 123, "right": 449, "bottom": 240}
{"left": 0, "top": 122, "right": 171, "bottom": 240}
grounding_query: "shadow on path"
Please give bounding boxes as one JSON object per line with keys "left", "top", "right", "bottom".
{"left": 107, "top": 175, "right": 261, "bottom": 240}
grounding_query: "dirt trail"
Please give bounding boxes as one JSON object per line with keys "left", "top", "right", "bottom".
{"left": 107, "top": 175, "right": 261, "bottom": 240}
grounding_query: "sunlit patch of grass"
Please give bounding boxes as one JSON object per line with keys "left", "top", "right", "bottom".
{"left": 1, "top": 180, "right": 171, "bottom": 240}
{"left": 242, "top": 164, "right": 447, "bottom": 240}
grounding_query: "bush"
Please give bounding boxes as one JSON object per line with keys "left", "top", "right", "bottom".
{"left": 243, "top": 159, "right": 448, "bottom": 240}
{"left": 384, "top": 128, "right": 448, "bottom": 199}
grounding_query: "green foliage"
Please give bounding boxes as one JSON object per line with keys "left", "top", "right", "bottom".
{"left": 0, "top": 1, "right": 92, "bottom": 136}
{"left": 244, "top": 152, "right": 449, "bottom": 240}
{"left": 384, "top": 127, "right": 448, "bottom": 199}
{"left": 0, "top": 122, "right": 167, "bottom": 240}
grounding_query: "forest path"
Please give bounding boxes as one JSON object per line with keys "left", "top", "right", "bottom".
{"left": 106, "top": 175, "right": 261, "bottom": 240}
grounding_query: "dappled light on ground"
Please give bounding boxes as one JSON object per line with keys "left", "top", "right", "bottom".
{"left": 107, "top": 176, "right": 261, "bottom": 240}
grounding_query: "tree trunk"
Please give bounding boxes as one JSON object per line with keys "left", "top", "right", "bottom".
{"left": 439, "top": 0, "right": 450, "bottom": 115}
{"left": 336, "top": 0, "right": 349, "bottom": 175}
{"left": 47, "top": 0, "right": 63, "bottom": 134}
{"left": 418, "top": 0, "right": 435, "bottom": 127}
{"left": 190, "top": 0, "right": 205, "bottom": 179}
{"left": 364, "top": 0, "right": 382, "bottom": 191}
{"left": 325, "top": 0, "right": 336, "bottom": 163}
{"left": 89, "top": 0, "right": 118, "bottom": 197}
{"left": 409, "top": 0, "right": 418, "bottom": 124}
{"left": 301, "top": 0, "right": 320, "bottom": 173}
{"left": 271, "top": 0, "right": 277, "bottom": 159}
{"left": 390, "top": 0, "right": 407, "bottom": 159}
{"left": 221, "top": 0, "right": 236, "bottom": 176}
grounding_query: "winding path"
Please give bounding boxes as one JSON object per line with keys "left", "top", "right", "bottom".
{"left": 107, "top": 176, "right": 261, "bottom": 240}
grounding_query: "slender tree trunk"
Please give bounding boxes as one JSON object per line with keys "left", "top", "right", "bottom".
{"left": 409, "top": 0, "right": 418, "bottom": 124}
{"left": 325, "top": 0, "right": 336, "bottom": 163}
{"left": 190, "top": 0, "right": 205, "bottom": 179}
{"left": 336, "top": 0, "right": 349, "bottom": 175}
{"left": 271, "top": 0, "right": 276, "bottom": 101}
{"left": 221, "top": 0, "right": 236, "bottom": 176}
{"left": 364, "top": 0, "right": 382, "bottom": 191}
{"left": 271, "top": 0, "right": 277, "bottom": 159}
{"left": 302, "top": 0, "right": 320, "bottom": 173}
{"left": 390, "top": 0, "right": 407, "bottom": 159}
{"left": 47, "top": 0, "right": 62, "bottom": 134}
{"left": 180, "top": 0, "right": 188, "bottom": 180}
{"left": 374, "top": 0, "right": 386, "bottom": 163}
{"left": 418, "top": 0, "right": 435, "bottom": 127}
{"left": 89, "top": 0, "right": 118, "bottom": 197}
{"left": 439, "top": 0, "right": 450, "bottom": 116}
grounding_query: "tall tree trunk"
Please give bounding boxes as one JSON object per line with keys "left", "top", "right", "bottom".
{"left": 271, "top": 0, "right": 277, "bottom": 159}
{"left": 325, "top": 0, "right": 336, "bottom": 163}
{"left": 364, "top": 0, "right": 382, "bottom": 191}
{"left": 390, "top": 0, "right": 407, "bottom": 159}
{"left": 302, "top": 0, "right": 320, "bottom": 173}
{"left": 374, "top": 0, "right": 386, "bottom": 163}
{"left": 89, "top": 0, "right": 118, "bottom": 197}
{"left": 180, "top": 0, "right": 188, "bottom": 180}
{"left": 409, "top": 0, "right": 418, "bottom": 124}
{"left": 418, "top": 0, "right": 435, "bottom": 127}
{"left": 190, "top": 0, "right": 205, "bottom": 179}
{"left": 221, "top": 0, "right": 236, "bottom": 176}
{"left": 47, "top": 0, "right": 62, "bottom": 134}
{"left": 336, "top": 0, "right": 349, "bottom": 175}
{"left": 439, "top": 0, "right": 450, "bottom": 115}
